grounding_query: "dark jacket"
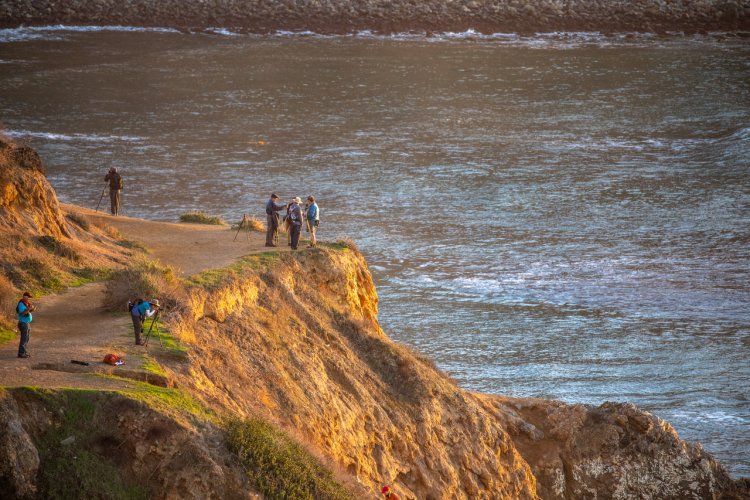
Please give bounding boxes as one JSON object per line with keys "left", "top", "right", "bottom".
{"left": 266, "top": 199, "right": 285, "bottom": 217}
{"left": 288, "top": 203, "right": 303, "bottom": 226}
{"left": 104, "top": 171, "right": 122, "bottom": 190}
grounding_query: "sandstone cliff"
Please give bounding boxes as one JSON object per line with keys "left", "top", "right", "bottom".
{"left": 0, "top": 145, "right": 747, "bottom": 499}
{"left": 1, "top": 0, "right": 748, "bottom": 34}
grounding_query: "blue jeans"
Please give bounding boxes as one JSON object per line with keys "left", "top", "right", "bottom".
{"left": 18, "top": 321, "right": 30, "bottom": 356}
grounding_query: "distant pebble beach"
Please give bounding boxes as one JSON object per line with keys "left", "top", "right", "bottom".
{"left": 1, "top": 0, "right": 748, "bottom": 33}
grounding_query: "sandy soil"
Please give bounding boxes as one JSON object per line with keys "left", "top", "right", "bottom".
{"left": 0, "top": 206, "right": 293, "bottom": 389}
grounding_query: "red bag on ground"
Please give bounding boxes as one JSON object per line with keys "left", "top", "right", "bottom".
{"left": 103, "top": 353, "right": 122, "bottom": 365}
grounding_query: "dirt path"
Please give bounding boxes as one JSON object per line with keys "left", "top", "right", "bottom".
{"left": 0, "top": 206, "right": 288, "bottom": 390}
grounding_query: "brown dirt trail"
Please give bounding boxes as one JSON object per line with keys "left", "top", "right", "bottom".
{"left": 0, "top": 205, "right": 286, "bottom": 389}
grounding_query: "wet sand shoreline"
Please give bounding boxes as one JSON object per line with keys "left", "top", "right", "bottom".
{"left": 1, "top": 0, "right": 748, "bottom": 34}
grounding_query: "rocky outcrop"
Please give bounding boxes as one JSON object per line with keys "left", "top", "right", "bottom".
{"left": 0, "top": 389, "right": 40, "bottom": 499}
{"left": 0, "top": 0, "right": 748, "bottom": 34}
{"left": 0, "top": 139, "right": 69, "bottom": 239}
{"left": 0, "top": 388, "right": 254, "bottom": 500}
{"left": 492, "top": 396, "right": 747, "bottom": 499}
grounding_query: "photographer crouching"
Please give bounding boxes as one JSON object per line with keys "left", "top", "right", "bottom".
{"left": 129, "top": 298, "right": 160, "bottom": 346}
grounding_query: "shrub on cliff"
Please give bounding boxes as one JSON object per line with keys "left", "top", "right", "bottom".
{"left": 179, "top": 211, "right": 225, "bottom": 225}
{"left": 225, "top": 418, "right": 354, "bottom": 500}
{"left": 104, "top": 258, "right": 185, "bottom": 312}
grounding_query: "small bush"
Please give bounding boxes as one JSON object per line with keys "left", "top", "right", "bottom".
{"left": 337, "top": 238, "right": 358, "bottom": 252}
{"left": 19, "top": 257, "right": 64, "bottom": 292}
{"left": 179, "top": 211, "right": 225, "bottom": 225}
{"left": 103, "top": 258, "right": 185, "bottom": 312}
{"left": 225, "top": 418, "right": 353, "bottom": 500}
{"left": 0, "top": 273, "right": 18, "bottom": 329}
{"left": 104, "top": 225, "right": 122, "bottom": 239}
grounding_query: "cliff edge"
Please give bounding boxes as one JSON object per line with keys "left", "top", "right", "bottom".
{"left": 0, "top": 144, "right": 748, "bottom": 499}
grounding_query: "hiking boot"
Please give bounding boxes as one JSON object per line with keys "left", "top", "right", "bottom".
{"left": 18, "top": 353, "right": 30, "bottom": 358}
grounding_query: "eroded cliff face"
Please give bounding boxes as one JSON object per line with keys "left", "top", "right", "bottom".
{"left": 172, "top": 247, "right": 537, "bottom": 499}
{"left": 164, "top": 246, "right": 745, "bottom": 499}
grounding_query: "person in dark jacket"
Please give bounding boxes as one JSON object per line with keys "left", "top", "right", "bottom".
{"left": 265, "top": 193, "right": 287, "bottom": 247}
{"left": 103, "top": 167, "right": 123, "bottom": 215}
{"left": 16, "top": 292, "right": 35, "bottom": 358}
{"left": 288, "top": 197, "right": 303, "bottom": 250}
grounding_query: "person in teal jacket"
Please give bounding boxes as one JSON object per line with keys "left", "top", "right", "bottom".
{"left": 130, "top": 298, "right": 160, "bottom": 345}
{"left": 16, "top": 292, "right": 35, "bottom": 358}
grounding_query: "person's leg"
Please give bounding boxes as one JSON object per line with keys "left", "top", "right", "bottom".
{"left": 291, "top": 224, "right": 301, "bottom": 249}
{"left": 109, "top": 190, "right": 116, "bottom": 215}
{"left": 17, "top": 321, "right": 29, "bottom": 357}
{"left": 113, "top": 190, "right": 121, "bottom": 215}
{"left": 266, "top": 215, "right": 275, "bottom": 246}
{"left": 309, "top": 224, "right": 317, "bottom": 247}
{"left": 132, "top": 314, "right": 143, "bottom": 344}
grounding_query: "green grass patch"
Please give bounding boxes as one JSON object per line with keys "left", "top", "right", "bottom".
{"left": 142, "top": 317, "right": 187, "bottom": 355}
{"left": 128, "top": 381, "right": 213, "bottom": 422}
{"left": 0, "top": 327, "right": 16, "bottom": 345}
{"left": 66, "top": 267, "right": 115, "bottom": 288}
{"left": 141, "top": 355, "right": 167, "bottom": 378}
{"left": 187, "top": 251, "right": 282, "bottom": 287}
{"left": 179, "top": 211, "right": 225, "bottom": 225}
{"left": 15, "top": 388, "right": 149, "bottom": 500}
{"left": 226, "top": 418, "right": 353, "bottom": 500}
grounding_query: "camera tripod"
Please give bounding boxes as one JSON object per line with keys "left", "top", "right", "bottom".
{"left": 143, "top": 309, "right": 163, "bottom": 348}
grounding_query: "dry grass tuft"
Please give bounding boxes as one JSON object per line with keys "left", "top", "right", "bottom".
{"left": 336, "top": 238, "right": 359, "bottom": 252}
{"left": 65, "top": 212, "right": 90, "bottom": 231}
{"left": 179, "top": 211, "right": 225, "bottom": 225}
{"left": 0, "top": 273, "right": 18, "bottom": 329}
{"left": 233, "top": 215, "right": 265, "bottom": 232}
{"left": 37, "top": 236, "right": 81, "bottom": 262}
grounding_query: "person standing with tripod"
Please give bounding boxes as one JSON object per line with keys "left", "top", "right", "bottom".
{"left": 103, "top": 167, "right": 123, "bottom": 215}
{"left": 130, "top": 299, "right": 159, "bottom": 346}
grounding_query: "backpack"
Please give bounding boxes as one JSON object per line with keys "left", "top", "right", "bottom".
{"left": 127, "top": 298, "right": 144, "bottom": 313}
{"left": 16, "top": 301, "right": 30, "bottom": 316}
{"left": 103, "top": 353, "right": 123, "bottom": 365}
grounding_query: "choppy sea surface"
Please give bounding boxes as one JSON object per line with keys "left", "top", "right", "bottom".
{"left": 1, "top": 26, "right": 748, "bottom": 477}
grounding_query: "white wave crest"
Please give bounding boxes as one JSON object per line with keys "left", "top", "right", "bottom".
{"left": 5, "top": 129, "right": 144, "bottom": 143}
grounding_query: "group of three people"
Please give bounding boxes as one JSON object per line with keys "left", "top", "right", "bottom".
{"left": 265, "top": 194, "right": 319, "bottom": 250}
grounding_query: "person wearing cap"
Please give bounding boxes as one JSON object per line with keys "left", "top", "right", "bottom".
{"left": 287, "top": 197, "right": 304, "bottom": 250}
{"left": 265, "top": 193, "right": 287, "bottom": 247}
{"left": 381, "top": 485, "right": 400, "bottom": 499}
{"left": 103, "top": 167, "right": 123, "bottom": 215}
{"left": 130, "top": 298, "right": 160, "bottom": 346}
{"left": 16, "top": 292, "right": 35, "bottom": 358}
{"left": 305, "top": 196, "right": 319, "bottom": 247}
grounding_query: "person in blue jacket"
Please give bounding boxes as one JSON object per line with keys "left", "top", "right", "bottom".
{"left": 130, "top": 298, "right": 160, "bottom": 345}
{"left": 16, "top": 292, "right": 35, "bottom": 358}
{"left": 305, "top": 196, "right": 319, "bottom": 247}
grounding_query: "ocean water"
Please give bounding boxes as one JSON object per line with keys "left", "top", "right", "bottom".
{"left": 1, "top": 27, "right": 748, "bottom": 477}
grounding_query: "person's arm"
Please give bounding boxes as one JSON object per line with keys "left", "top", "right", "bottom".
{"left": 145, "top": 308, "right": 156, "bottom": 318}
{"left": 273, "top": 202, "right": 286, "bottom": 212}
{"left": 104, "top": 173, "right": 110, "bottom": 182}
